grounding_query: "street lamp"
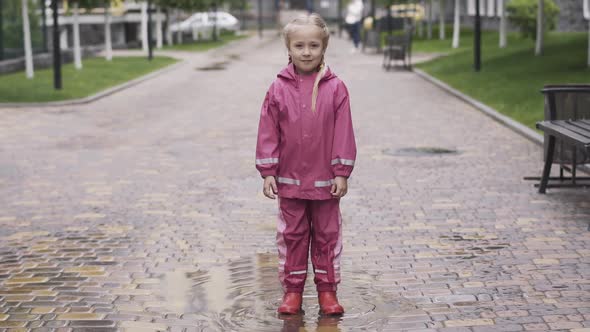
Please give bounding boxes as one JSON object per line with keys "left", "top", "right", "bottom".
{"left": 52, "top": 0, "right": 62, "bottom": 89}
{"left": 474, "top": 0, "right": 481, "bottom": 71}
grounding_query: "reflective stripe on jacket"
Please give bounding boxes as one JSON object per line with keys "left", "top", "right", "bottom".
{"left": 255, "top": 64, "right": 357, "bottom": 200}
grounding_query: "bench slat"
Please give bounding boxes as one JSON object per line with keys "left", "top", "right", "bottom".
{"left": 570, "top": 120, "right": 590, "bottom": 131}
{"left": 538, "top": 121, "right": 590, "bottom": 142}
{"left": 537, "top": 121, "right": 590, "bottom": 150}
{"left": 567, "top": 119, "right": 590, "bottom": 132}
{"left": 562, "top": 120, "right": 590, "bottom": 139}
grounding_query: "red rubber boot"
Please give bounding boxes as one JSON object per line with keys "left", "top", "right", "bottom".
{"left": 318, "top": 292, "right": 344, "bottom": 315}
{"left": 277, "top": 292, "right": 303, "bottom": 315}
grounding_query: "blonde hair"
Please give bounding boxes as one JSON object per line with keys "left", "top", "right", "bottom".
{"left": 283, "top": 13, "right": 330, "bottom": 113}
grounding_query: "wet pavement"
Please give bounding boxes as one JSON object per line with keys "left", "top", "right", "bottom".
{"left": 1, "top": 33, "right": 589, "bottom": 332}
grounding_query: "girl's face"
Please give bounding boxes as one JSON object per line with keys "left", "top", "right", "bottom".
{"left": 287, "top": 25, "right": 325, "bottom": 75}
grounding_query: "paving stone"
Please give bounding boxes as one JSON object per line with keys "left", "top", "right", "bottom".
{"left": 56, "top": 313, "right": 104, "bottom": 320}
{"left": 69, "top": 320, "right": 116, "bottom": 327}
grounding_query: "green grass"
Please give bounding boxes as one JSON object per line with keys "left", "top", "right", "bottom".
{"left": 0, "top": 56, "right": 178, "bottom": 103}
{"left": 162, "top": 32, "right": 249, "bottom": 52}
{"left": 409, "top": 25, "right": 589, "bottom": 130}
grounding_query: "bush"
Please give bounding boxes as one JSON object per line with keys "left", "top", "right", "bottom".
{"left": 506, "top": 0, "right": 560, "bottom": 39}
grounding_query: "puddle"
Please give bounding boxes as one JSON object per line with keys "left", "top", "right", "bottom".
{"left": 159, "top": 254, "right": 423, "bottom": 331}
{"left": 226, "top": 54, "right": 241, "bottom": 60}
{"left": 383, "top": 147, "right": 459, "bottom": 157}
{"left": 439, "top": 234, "right": 510, "bottom": 261}
{"left": 196, "top": 62, "right": 229, "bottom": 71}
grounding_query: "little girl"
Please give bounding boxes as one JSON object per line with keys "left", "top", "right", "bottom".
{"left": 255, "top": 13, "right": 357, "bottom": 316}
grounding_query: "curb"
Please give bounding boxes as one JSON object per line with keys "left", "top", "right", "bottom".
{"left": 0, "top": 34, "right": 264, "bottom": 109}
{"left": 0, "top": 59, "right": 186, "bottom": 109}
{"left": 413, "top": 68, "right": 544, "bottom": 147}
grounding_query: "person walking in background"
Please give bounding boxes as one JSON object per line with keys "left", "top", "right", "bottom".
{"left": 345, "top": 0, "right": 364, "bottom": 52}
{"left": 255, "top": 13, "right": 357, "bottom": 316}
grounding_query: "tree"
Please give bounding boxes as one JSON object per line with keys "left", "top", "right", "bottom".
{"left": 141, "top": 1, "right": 148, "bottom": 52}
{"left": 438, "top": 0, "right": 445, "bottom": 40}
{"left": 72, "top": 1, "right": 82, "bottom": 68}
{"left": 499, "top": 0, "right": 507, "bottom": 48}
{"left": 65, "top": 0, "right": 102, "bottom": 69}
{"left": 506, "top": 0, "right": 559, "bottom": 55}
{"left": 156, "top": 6, "right": 163, "bottom": 48}
{"left": 427, "top": 0, "right": 433, "bottom": 39}
{"left": 104, "top": 0, "right": 113, "bottom": 61}
{"left": 451, "top": 0, "right": 460, "bottom": 48}
{"left": 535, "top": 0, "right": 543, "bottom": 55}
{"left": 21, "top": 0, "right": 34, "bottom": 78}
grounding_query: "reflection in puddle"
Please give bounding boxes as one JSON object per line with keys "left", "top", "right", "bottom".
{"left": 160, "top": 254, "right": 424, "bottom": 331}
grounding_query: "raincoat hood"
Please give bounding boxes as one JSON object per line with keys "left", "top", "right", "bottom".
{"left": 277, "top": 63, "right": 337, "bottom": 83}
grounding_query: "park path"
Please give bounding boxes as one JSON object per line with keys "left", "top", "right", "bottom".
{"left": 0, "top": 33, "right": 588, "bottom": 331}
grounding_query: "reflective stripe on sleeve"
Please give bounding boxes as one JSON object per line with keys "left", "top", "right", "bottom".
{"left": 278, "top": 177, "right": 301, "bottom": 185}
{"left": 331, "top": 158, "right": 355, "bottom": 166}
{"left": 314, "top": 269, "right": 328, "bottom": 274}
{"left": 256, "top": 158, "right": 279, "bottom": 165}
{"left": 314, "top": 179, "right": 335, "bottom": 187}
{"left": 289, "top": 270, "right": 307, "bottom": 275}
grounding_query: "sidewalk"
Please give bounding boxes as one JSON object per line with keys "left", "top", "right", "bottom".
{"left": 0, "top": 32, "right": 588, "bottom": 332}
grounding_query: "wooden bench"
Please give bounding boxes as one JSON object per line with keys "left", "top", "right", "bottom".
{"left": 536, "top": 119, "right": 590, "bottom": 193}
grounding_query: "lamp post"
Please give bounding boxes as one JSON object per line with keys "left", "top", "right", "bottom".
{"left": 52, "top": 0, "right": 62, "bottom": 89}
{"left": 474, "top": 0, "right": 481, "bottom": 71}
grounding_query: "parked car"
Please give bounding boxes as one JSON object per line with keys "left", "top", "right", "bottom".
{"left": 170, "top": 11, "right": 239, "bottom": 34}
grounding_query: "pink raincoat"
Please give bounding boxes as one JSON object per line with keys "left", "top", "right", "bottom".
{"left": 256, "top": 64, "right": 357, "bottom": 200}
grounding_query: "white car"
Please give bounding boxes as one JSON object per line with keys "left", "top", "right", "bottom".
{"left": 170, "top": 11, "right": 240, "bottom": 34}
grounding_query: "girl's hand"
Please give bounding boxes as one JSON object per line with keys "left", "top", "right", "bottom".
{"left": 331, "top": 176, "right": 348, "bottom": 198}
{"left": 263, "top": 176, "right": 278, "bottom": 199}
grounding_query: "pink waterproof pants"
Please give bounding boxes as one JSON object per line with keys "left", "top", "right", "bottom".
{"left": 277, "top": 197, "right": 342, "bottom": 293}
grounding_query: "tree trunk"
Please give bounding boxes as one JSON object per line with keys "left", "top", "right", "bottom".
{"left": 175, "top": 9, "right": 183, "bottom": 44}
{"left": 141, "top": 1, "right": 148, "bottom": 52}
{"left": 587, "top": 20, "right": 590, "bottom": 67}
{"left": 535, "top": 0, "right": 543, "bottom": 55}
{"left": 439, "top": 0, "right": 445, "bottom": 40}
{"left": 105, "top": 1, "right": 113, "bottom": 61}
{"left": 73, "top": 2, "right": 82, "bottom": 69}
{"left": 165, "top": 8, "right": 172, "bottom": 46}
{"left": 21, "top": 0, "right": 34, "bottom": 78}
{"left": 418, "top": 10, "right": 424, "bottom": 38}
{"left": 499, "top": 0, "right": 507, "bottom": 48}
{"left": 156, "top": 6, "right": 163, "bottom": 48}
{"left": 452, "top": 0, "right": 460, "bottom": 48}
